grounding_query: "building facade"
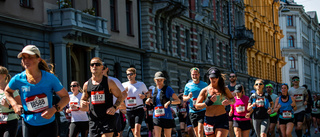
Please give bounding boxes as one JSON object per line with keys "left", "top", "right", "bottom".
{"left": 244, "top": 0, "right": 285, "bottom": 92}
{"left": 280, "top": 0, "right": 320, "bottom": 93}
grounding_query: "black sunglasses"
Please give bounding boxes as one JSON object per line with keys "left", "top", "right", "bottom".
{"left": 70, "top": 85, "right": 78, "bottom": 87}
{"left": 229, "top": 76, "right": 236, "bottom": 78}
{"left": 90, "top": 63, "right": 101, "bottom": 67}
{"left": 127, "top": 73, "right": 134, "bottom": 76}
{"left": 292, "top": 79, "right": 299, "bottom": 82}
{"left": 255, "top": 83, "right": 263, "bottom": 86}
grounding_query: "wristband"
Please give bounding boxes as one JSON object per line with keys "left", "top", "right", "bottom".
{"left": 205, "top": 96, "right": 214, "bottom": 106}
{"left": 8, "top": 104, "right": 12, "bottom": 109}
{"left": 112, "top": 105, "right": 118, "bottom": 109}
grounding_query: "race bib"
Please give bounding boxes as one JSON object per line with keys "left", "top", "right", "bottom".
{"left": 69, "top": 102, "right": 80, "bottom": 111}
{"left": 294, "top": 94, "right": 303, "bottom": 102}
{"left": 235, "top": 105, "right": 246, "bottom": 113}
{"left": 127, "top": 97, "right": 137, "bottom": 106}
{"left": 204, "top": 123, "right": 214, "bottom": 135}
{"left": 180, "top": 108, "right": 187, "bottom": 113}
{"left": 312, "top": 108, "right": 318, "bottom": 112}
{"left": 282, "top": 110, "right": 292, "bottom": 119}
{"left": 25, "top": 93, "right": 49, "bottom": 113}
{"left": 256, "top": 98, "right": 265, "bottom": 107}
{"left": 0, "top": 113, "right": 8, "bottom": 124}
{"left": 193, "top": 98, "right": 197, "bottom": 105}
{"left": 155, "top": 106, "right": 165, "bottom": 117}
{"left": 148, "top": 110, "right": 153, "bottom": 116}
{"left": 91, "top": 90, "right": 105, "bottom": 105}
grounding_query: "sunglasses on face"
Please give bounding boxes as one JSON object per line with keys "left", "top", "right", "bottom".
{"left": 266, "top": 87, "right": 272, "bottom": 88}
{"left": 70, "top": 85, "right": 78, "bottom": 87}
{"left": 255, "top": 83, "right": 263, "bottom": 86}
{"left": 90, "top": 63, "right": 101, "bottom": 67}
{"left": 292, "top": 79, "right": 299, "bottom": 82}
{"left": 127, "top": 73, "right": 134, "bottom": 76}
{"left": 229, "top": 76, "right": 236, "bottom": 78}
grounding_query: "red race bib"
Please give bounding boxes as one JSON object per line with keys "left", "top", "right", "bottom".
{"left": 91, "top": 90, "right": 105, "bottom": 105}
{"left": 155, "top": 106, "right": 165, "bottom": 117}
{"left": 127, "top": 97, "right": 137, "bottom": 106}
{"left": 235, "top": 104, "right": 246, "bottom": 113}
{"left": 0, "top": 113, "right": 8, "bottom": 124}
{"left": 204, "top": 123, "right": 214, "bottom": 135}
{"left": 25, "top": 93, "right": 49, "bottom": 113}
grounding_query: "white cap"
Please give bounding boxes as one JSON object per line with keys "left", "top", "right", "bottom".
{"left": 17, "top": 45, "right": 41, "bottom": 58}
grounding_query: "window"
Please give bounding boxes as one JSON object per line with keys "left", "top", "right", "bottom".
{"left": 289, "top": 35, "right": 294, "bottom": 47}
{"left": 176, "top": 26, "right": 181, "bottom": 56}
{"left": 219, "top": 43, "right": 223, "bottom": 66}
{"left": 289, "top": 56, "right": 295, "bottom": 69}
{"left": 160, "top": 18, "right": 165, "bottom": 50}
{"left": 185, "top": 30, "right": 190, "bottom": 58}
{"left": 287, "top": 15, "right": 293, "bottom": 26}
{"left": 216, "top": 1, "right": 220, "bottom": 22}
{"left": 126, "top": 0, "right": 133, "bottom": 36}
{"left": 110, "top": 0, "right": 118, "bottom": 31}
{"left": 92, "top": 0, "right": 99, "bottom": 16}
{"left": 20, "top": 0, "right": 31, "bottom": 8}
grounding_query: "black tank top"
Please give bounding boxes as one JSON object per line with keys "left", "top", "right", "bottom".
{"left": 87, "top": 76, "right": 113, "bottom": 120}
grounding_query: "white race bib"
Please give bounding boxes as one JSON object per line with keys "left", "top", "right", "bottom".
{"left": 148, "top": 110, "right": 153, "bottom": 116}
{"left": 282, "top": 110, "right": 292, "bottom": 119}
{"left": 204, "top": 123, "right": 214, "bottom": 135}
{"left": 127, "top": 97, "right": 137, "bottom": 106}
{"left": 155, "top": 106, "right": 165, "bottom": 117}
{"left": 235, "top": 105, "right": 246, "bottom": 113}
{"left": 193, "top": 98, "right": 197, "bottom": 105}
{"left": 0, "top": 113, "right": 8, "bottom": 124}
{"left": 256, "top": 98, "right": 265, "bottom": 107}
{"left": 69, "top": 102, "right": 80, "bottom": 111}
{"left": 25, "top": 93, "right": 49, "bottom": 113}
{"left": 91, "top": 90, "right": 105, "bottom": 105}
{"left": 180, "top": 108, "right": 187, "bottom": 113}
{"left": 294, "top": 94, "right": 303, "bottom": 102}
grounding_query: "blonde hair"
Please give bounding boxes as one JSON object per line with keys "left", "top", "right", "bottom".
{"left": 126, "top": 67, "right": 136, "bottom": 74}
{"left": 71, "top": 81, "right": 83, "bottom": 93}
{"left": 0, "top": 66, "right": 11, "bottom": 84}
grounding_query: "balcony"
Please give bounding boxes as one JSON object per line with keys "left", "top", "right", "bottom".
{"left": 236, "top": 26, "right": 255, "bottom": 48}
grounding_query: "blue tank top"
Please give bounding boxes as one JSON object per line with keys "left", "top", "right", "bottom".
{"left": 279, "top": 96, "right": 294, "bottom": 119}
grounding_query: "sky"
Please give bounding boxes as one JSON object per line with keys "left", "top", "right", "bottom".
{"left": 294, "top": 0, "right": 320, "bottom": 20}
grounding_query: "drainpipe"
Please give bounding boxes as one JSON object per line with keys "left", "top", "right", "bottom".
{"left": 228, "top": 0, "right": 235, "bottom": 73}
{"left": 272, "top": 1, "right": 278, "bottom": 93}
{"left": 138, "top": 0, "right": 144, "bottom": 81}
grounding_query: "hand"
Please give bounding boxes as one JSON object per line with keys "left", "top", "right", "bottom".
{"left": 251, "top": 103, "right": 256, "bottom": 107}
{"left": 41, "top": 107, "right": 57, "bottom": 119}
{"left": 222, "top": 99, "right": 230, "bottom": 106}
{"left": 65, "top": 108, "right": 71, "bottom": 113}
{"left": 139, "top": 94, "right": 145, "bottom": 99}
{"left": 0, "top": 98, "right": 9, "bottom": 108}
{"left": 191, "top": 106, "right": 198, "bottom": 111}
{"left": 106, "top": 107, "right": 116, "bottom": 115}
{"left": 229, "top": 111, "right": 233, "bottom": 117}
{"left": 304, "top": 101, "right": 307, "bottom": 105}
{"left": 277, "top": 104, "right": 282, "bottom": 109}
{"left": 188, "top": 92, "right": 193, "bottom": 100}
{"left": 245, "top": 113, "right": 251, "bottom": 118}
{"left": 164, "top": 101, "right": 170, "bottom": 109}
{"left": 210, "top": 95, "right": 217, "bottom": 103}
{"left": 80, "top": 100, "right": 90, "bottom": 109}
{"left": 145, "top": 98, "right": 152, "bottom": 105}
{"left": 267, "top": 108, "right": 272, "bottom": 114}
{"left": 12, "top": 104, "right": 23, "bottom": 115}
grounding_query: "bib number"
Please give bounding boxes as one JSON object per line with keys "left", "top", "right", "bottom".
{"left": 148, "top": 110, "right": 153, "bottom": 116}
{"left": 256, "top": 98, "right": 265, "bottom": 107}
{"left": 235, "top": 105, "right": 246, "bottom": 113}
{"left": 282, "top": 111, "right": 292, "bottom": 119}
{"left": 69, "top": 102, "right": 80, "bottom": 111}
{"left": 127, "top": 97, "right": 137, "bottom": 106}
{"left": 294, "top": 94, "right": 303, "bottom": 102}
{"left": 204, "top": 123, "right": 214, "bottom": 135}
{"left": 91, "top": 90, "right": 105, "bottom": 105}
{"left": 312, "top": 108, "right": 318, "bottom": 112}
{"left": 155, "top": 106, "right": 165, "bottom": 117}
{"left": 25, "top": 93, "right": 49, "bottom": 113}
{"left": 180, "top": 108, "right": 187, "bottom": 113}
{"left": 193, "top": 98, "right": 197, "bottom": 105}
{"left": 0, "top": 113, "right": 8, "bottom": 124}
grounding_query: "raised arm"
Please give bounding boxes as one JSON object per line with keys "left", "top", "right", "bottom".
{"left": 80, "top": 81, "right": 89, "bottom": 111}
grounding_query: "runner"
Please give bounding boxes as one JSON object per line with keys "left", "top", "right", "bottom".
{"left": 183, "top": 67, "right": 208, "bottom": 137}
{"left": 0, "top": 66, "right": 20, "bottom": 137}
{"left": 145, "top": 86, "right": 155, "bottom": 137}
{"left": 66, "top": 81, "right": 89, "bottom": 137}
{"left": 5, "top": 45, "right": 70, "bottom": 137}
{"left": 195, "top": 67, "right": 234, "bottom": 137}
{"left": 80, "top": 57, "right": 123, "bottom": 137}
{"left": 247, "top": 79, "right": 273, "bottom": 137}
{"left": 145, "top": 71, "right": 180, "bottom": 137}
{"left": 122, "top": 67, "right": 148, "bottom": 137}
{"left": 302, "top": 85, "right": 312, "bottom": 137}
{"left": 229, "top": 84, "right": 251, "bottom": 137}
{"left": 288, "top": 76, "right": 308, "bottom": 137}
{"left": 311, "top": 93, "right": 320, "bottom": 134}
{"left": 226, "top": 73, "right": 237, "bottom": 137}
{"left": 177, "top": 93, "right": 188, "bottom": 137}
{"left": 265, "top": 84, "right": 278, "bottom": 137}
{"left": 273, "top": 83, "right": 296, "bottom": 137}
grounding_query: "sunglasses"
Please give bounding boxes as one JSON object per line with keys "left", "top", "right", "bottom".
{"left": 70, "top": 85, "right": 78, "bottom": 87}
{"left": 229, "top": 76, "right": 236, "bottom": 78}
{"left": 255, "top": 83, "right": 263, "bottom": 86}
{"left": 266, "top": 86, "right": 272, "bottom": 88}
{"left": 292, "top": 79, "right": 299, "bottom": 82}
{"left": 127, "top": 73, "right": 134, "bottom": 76}
{"left": 90, "top": 63, "right": 101, "bottom": 67}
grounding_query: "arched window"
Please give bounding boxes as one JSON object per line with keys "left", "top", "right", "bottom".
{"left": 289, "top": 56, "right": 295, "bottom": 69}
{"left": 289, "top": 36, "right": 294, "bottom": 47}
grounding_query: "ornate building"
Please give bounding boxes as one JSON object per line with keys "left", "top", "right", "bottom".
{"left": 244, "top": 0, "right": 285, "bottom": 92}
{"left": 280, "top": 0, "right": 320, "bottom": 92}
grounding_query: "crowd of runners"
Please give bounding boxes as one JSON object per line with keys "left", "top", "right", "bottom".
{"left": 0, "top": 45, "right": 320, "bottom": 137}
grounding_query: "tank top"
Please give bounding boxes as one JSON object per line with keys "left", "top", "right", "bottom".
{"left": 87, "top": 76, "right": 113, "bottom": 120}
{"left": 279, "top": 96, "right": 294, "bottom": 119}
{"left": 207, "top": 91, "right": 226, "bottom": 106}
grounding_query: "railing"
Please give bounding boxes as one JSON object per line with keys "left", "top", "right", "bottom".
{"left": 47, "top": 8, "right": 108, "bottom": 35}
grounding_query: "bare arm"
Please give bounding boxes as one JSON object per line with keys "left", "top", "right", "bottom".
{"left": 224, "top": 87, "right": 235, "bottom": 105}
{"left": 291, "top": 97, "right": 297, "bottom": 111}
{"left": 80, "top": 82, "right": 89, "bottom": 111}
{"left": 273, "top": 97, "right": 280, "bottom": 112}
{"left": 109, "top": 79, "right": 123, "bottom": 108}
{"left": 55, "top": 88, "right": 70, "bottom": 111}
{"left": 4, "top": 87, "right": 22, "bottom": 115}
{"left": 195, "top": 88, "right": 208, "bottom": 110}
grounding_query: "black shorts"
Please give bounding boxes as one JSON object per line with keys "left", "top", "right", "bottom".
{"left": 279, "top": 118, "right": 294, "bottom": 125}
{"left": 146, "top": 116, "right": 154, "bottom": 130}
{"left": 23, "top": 120, "right": 57, "bottom": 137}
{"left": 114, "top": 113, "right": 122, "bottom": 133}
{"left": 189, "top": 111, "right": 205, "bottom": 127}
{"left": 311, "top": 113, "right": 320, "bottom": 119}
{"left": 294, "top": 111, "right": 305, "bottom": 124}
{"left": 127, "top": 108, "right": 144, "bottom": 128}
{"left": 153, "top": 118, "right": 176, "bottom": 129}
{"left": 270, "top": 114, "right": 278, "bottom": 124}
{"left": 89, "top": 115, "right": 115, "bottom": 136}
{"left": 0, "top": 119, "right": 18, "bottom": 137}
{"left": 69, "top": 121, "right": 89, "bottom": 137}
{"left": 178, "top": 113, "right": 187, "bottom": 123}
{"left": 204, "top": 114, "right": 229, "bottom": 130}
{"left": 186, "top": 113, "right": 192, "bottom": 127}
{"left": 233, "top": 120, "right": 251, "bottom": 131}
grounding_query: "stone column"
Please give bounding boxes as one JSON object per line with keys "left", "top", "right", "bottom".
{"left": 54, "top": 43, "right": 68, "bottom": 89}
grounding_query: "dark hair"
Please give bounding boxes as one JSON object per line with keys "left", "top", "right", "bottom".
{"left": 207, "top": 68, "right": 226, "bottom": 97}
{"left": 302, "top": 84, "right": 308, "bottom": 89}
{"left": 281, "top": 83, "right": 289, "bottom": 89}
{"left": 292, "top": 76, "right": 299, "bottom": 80}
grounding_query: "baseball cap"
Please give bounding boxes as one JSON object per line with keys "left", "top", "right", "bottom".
{"left": 154, "top": 71, "right": 166, "bottom": 79}
{"left": 208, "top": 67, "right": 221, "bottom": 78}
{"left": 266, "top": 84, "right": 273, "bottom": 88}
{"left": 17, "top": 45, "right": 41, "bottom": 58}
{"left": 234, "top": 84, "right": 243, "bottom": 93}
